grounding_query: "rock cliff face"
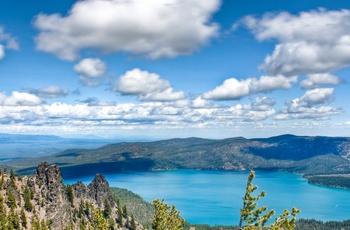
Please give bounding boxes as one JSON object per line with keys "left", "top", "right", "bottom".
{"left": 0, "top": 162, "right": 143, "bottom": 229}
{"left": 87, "top": 174, "right": 115, "bottom": 207}
{"left": 31, "top": 162, "right": 71, "bottom": 229}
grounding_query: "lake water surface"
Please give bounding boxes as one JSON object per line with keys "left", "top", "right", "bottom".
{"left": 64, "top": 170, "right": 350, "bottom": 226}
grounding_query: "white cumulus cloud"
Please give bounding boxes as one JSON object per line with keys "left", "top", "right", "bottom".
{"left": 113, "top": 68, "right": 185, "bottom": 101}
{"left": 202, "top": 78, "right": 250, "bottom": 100}
{"left": 74, "top": 58, "right": 106, "bottom": 77}
{"left": 241, "top": 9, "right": 350, "bottom": 76}
{"left": 139, "top": 88, "right": 185, "bottom": 102}
{"left": 0, "top": 92, "right": 42, "bottom": 106}
{"left": 300, "top": 73, "right": 343, "bottom": 89}
{"left": 74, "top": 58, "right": 107, "bottom": 86}
{"left": 300, "top": 88, "right": 334, "bottom": 107}
{"left": 0, "top": 26, "right": 19, "bottom": 60}
{"left": 0, "top": 96, "right": 278, "bottom": 134}
{"left": 202, "top": 75, "right": 296, "bottom": 100}
{"left": 34, "top": 0, "right": 220, "bottom": 60}
{"left": 25, "top": 85, "right": 69, "bottom": 98}
{"left": 275, "top": 88, "right": 341, "bottom": 120}
{"left": 251, "top": 97, "right": 276, "bottom": 111}
{"left": 114, "top": 69, "right": 170, "bottom": 95}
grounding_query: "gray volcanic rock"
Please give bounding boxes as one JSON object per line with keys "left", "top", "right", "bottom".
{"left": 21, "top": 162, "right": 143, "bottom": 229}
{"left": 71, "top": 180, "right": 88, "bottom": 198}
{"left": 33, "top": 162, "right": 73, "bottom": 229}
{"left": 88, "top": 173, "right": 115, "bottom": 207}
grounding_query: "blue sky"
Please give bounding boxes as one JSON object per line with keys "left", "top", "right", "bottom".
{"left": 0, "top": 0, "right": 350, "bottom": 139}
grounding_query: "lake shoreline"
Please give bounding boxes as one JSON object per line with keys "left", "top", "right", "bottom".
{"left": 65, "top": 170, "right": 350, "bottom": 226}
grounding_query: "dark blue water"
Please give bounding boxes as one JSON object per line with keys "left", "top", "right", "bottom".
{"left": 64, "top": 170, "right": 350, "bottom": 226}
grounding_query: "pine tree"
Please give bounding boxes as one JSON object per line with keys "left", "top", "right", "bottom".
{"left": 7, "top": 207, "right": 20, "bottom": 230}
{"left": 117, "top": 205, "right": 123, "bottom": 225}
{"left": 79, "top": 218, "right": 87, "bottom": 230}
{"left": 152, "top": 199, "right": 184, "bottom": 230}
{"left": 0, "top": 193, "right": 6, "bottom": 229}
{"left": 84, "top": 201, "right": 90, "bottom": 217}
{"left": 109, "top": 218, "right": 115, "bottom": 229}
{"left": 9, "top": 169, "right": 16, "bottom": 188}
{"left": 7, "top": 218, "right": 14, "bottom": 230}
{"left": 103, "top": 199, "right": 111, "bottom": 218}
{"left": 122, "top": 205, "right": 128, "bottom": 218}
{"left": 66, "top": 184, "right": 74, "bottom": 206}
{"left": 12, "top": 210, "right": 20, "bottom": 229}
{"left": 131, "top": 214, "right": 137, "bottom": 230}
{"left": 20, "top": 207, "right": 27, "bottom": 228}
{"left": 31, "top": 215, "right": 41, "bottom": 230}
{"left": 6, "top": 188, "right": 16, "bottom": 209}
{"left": 24, "top": 185, "right": 33, "bottom": 212}
{"left": 238, "top": 170, "right": 300, "bottom": 230}
{"left": 78, "top": 199, "right": 85, "bottom": 218}
{"left": 92, "top": 208, "right": 109, "bottom": 230}
{"left": 0, "top": 170, "right": 3, "bottom": 189}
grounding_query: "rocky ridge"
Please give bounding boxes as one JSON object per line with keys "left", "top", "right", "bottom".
{"left": 0, "top": 162, "right": 143, "bottom": 229}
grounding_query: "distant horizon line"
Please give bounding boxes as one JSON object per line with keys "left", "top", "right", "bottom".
{"left": 0, "top": 132, "right": 348, "bottom": 141}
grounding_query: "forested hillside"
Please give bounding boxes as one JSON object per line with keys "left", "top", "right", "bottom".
{"left": 3, "top": 135, "right": 350, "bottom": 186}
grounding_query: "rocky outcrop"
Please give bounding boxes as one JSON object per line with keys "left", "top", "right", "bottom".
{"left": 71, "top": 173, "right": 116, "bottom": 208}
{"left": 88, "top": 174, "right": 115, "bottom": 207}
{"left": 0, "top": 162, "right": 143, "bottom": 229}
{"left": 32, "top": 162, "right": 71, "bottom": 229}
{"left": 71, "top": 180, "right": 88, "bottom": 198}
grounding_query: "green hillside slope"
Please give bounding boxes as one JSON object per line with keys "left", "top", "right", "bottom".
{"left": 2, "top": 135, "right": 350, "bottom": 188}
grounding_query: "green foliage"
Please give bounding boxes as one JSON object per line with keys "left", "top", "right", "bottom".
{"left": 109, "top": 218, "right": 116, "bottom": 229}
{"left": 0, "top": 193, "right": 6, "bottom": 229}
{"left": 103, "top": 199, "right": 111, "bottom": 218}
{"left": 24, "top": 185, "right": 33, "bottom": 211}
{"left": 295, "top": 218, "right": 350, "bottom": 229}
{"left": 269, "top": 208, "right": 300, "bottom": 230}
{"left": 13, "top": 212, "right": 20, "bottom": 229}
{"left": 6, "top": 188, "right": 17, "bottom": 209}
{"left": 78, "top": 199, "right": 85, "bottom": 218}
{"left": 21, "top": 207, "right": 27, "bottom": 228}
{"left": 30, "top": 216, "right": 50, "bottom": 230}
{"left": 8, "top": 208, "right": 20, "bottom": 230}
{"left": 0, "top": 170, "right": 3, "bottom": 189}
{"left": 239, "top": 171, "right": 273, "bottom": 228}
{"left": 239, "top": 171, "right": 300, "bottom": 230}
{"left": 117, "top": 205, "right": 123, "bottom": 225}
{"left": 79, "top": 218, "right": 87, "bottom": 230}
{"left": 31, "top": 215, "right": 41, "bottom": 230}
{"left": 10, "top": 169, "right": 16, "bottom": 188}
{"left": 122, "top": 204, "right": 128, "bottom": 218}
{"left": 307, "top": 175, "right": 350, "bottom": 189}
{"left": 131, "top": 214, "right": 137, "bottom": 230}
{"left": 152, "top": 199, "right": 184, "bottom": 230}
{"left": 92, "top": 208, "right": 109, "bottom": 230}
{"left": 84, "top": 201, "right": 90, "bottom": 216}
{"left": 110, "top": 187, "right": 154, "bottom": 227}
{"left": 66, "top": 184, "right": 74, "bottom": 206}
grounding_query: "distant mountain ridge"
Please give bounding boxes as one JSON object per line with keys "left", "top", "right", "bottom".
{"left": 250, "top": 134, "right": 350, "bottom": 160}
{"left": 2, "top": 134, "right": 350, "bottom": 182}
{"left": 0, "top": 133, "right": 116, "bottom": 158}
{"left": 0, "top": 133, "right": 64, "bottom": 140}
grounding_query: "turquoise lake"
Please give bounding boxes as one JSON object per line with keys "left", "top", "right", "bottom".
{"left": 64, "top": 170, "right": 350, "bottom": 226}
